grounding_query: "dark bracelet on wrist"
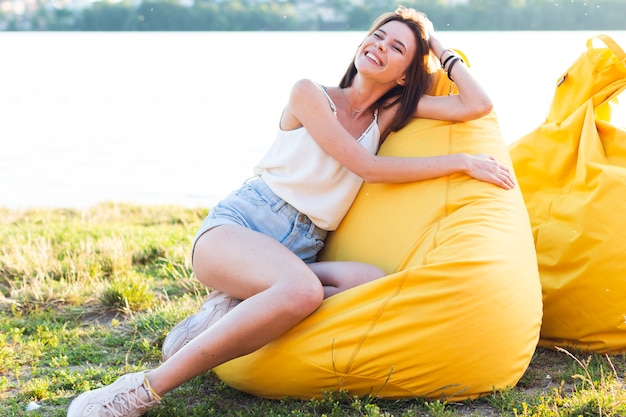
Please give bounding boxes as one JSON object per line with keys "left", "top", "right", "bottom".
{"left": 447, "top": 56, "right": 463, "bottom": 81}
{"left": 441, "top": 53, "right": 456, "bottom": 70}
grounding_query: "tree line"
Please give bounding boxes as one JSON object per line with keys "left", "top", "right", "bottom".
{"left": 4, "top": 0, "right": 625, "bottom": 31}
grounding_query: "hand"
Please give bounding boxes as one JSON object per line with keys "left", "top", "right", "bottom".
{"left": 421, "top": 15, "right": 435, "bottom": 40}
{"left": 423, "top": 18, "right": 444, "bottom": 58}
{"left": 465, "top": 154, "right": 516, "bottom": 190}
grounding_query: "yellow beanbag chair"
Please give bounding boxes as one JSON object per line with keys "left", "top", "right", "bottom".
{"left": 509, "top": 35, "right": 626, "bottom": 353}
{"left": 213, "top": 74, "right": 543, "bottom": 400}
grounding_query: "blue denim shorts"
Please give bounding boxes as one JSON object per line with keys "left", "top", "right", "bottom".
{"left": 193, "top": 177, "right": 328, "bottom": 264}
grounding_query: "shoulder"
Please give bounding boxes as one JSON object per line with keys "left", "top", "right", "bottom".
{"left": 288, "top": 79, "right": 334, "bottom": 112}
{"left": 282, "top": 79, "right": 336, "bottom": 130}
{"left": 290, "top": 79, "right": 322, "bottom": 97}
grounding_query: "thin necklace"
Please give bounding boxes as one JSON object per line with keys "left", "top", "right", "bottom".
{"left": 343, "top": 89, "right": 363, "bottom": 113}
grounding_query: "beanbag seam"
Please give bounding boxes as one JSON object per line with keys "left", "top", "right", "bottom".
{"left": 344, "top": 269, "right": 410, "bottom": 374}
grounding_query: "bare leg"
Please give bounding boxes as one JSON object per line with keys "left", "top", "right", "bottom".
{"left": 146, "top": 224, "right": 324, "bottom": 396}
{"left": 310, "top": 261, "right": 386, "bottom": 298}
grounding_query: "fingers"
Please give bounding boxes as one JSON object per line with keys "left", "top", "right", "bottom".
{"left": 475, "top": 154, "right": 516, "bottom": 190}
{"left": 495, "top": 161, "right": 516, "bottom": 190}
{"left": 466, "top": 153, "right": 516, "bottom": 190}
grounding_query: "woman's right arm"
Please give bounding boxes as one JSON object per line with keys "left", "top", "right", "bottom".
{"left": 287, "top": 79, "right": 514, "bottom": 190}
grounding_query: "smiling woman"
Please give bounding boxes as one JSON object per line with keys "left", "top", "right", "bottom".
{"left": 64, "top": 6, "right": 523, "bottom": 415}
{"left": 213, "top": 70, "right": 542, "bottom": 400}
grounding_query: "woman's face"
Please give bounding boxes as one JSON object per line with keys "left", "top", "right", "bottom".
{"left": 354, "top": 20, "right": 417, "bottom": 86}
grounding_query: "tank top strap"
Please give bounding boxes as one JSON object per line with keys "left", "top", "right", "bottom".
{"left": 315, "top": 83, "right": 338, "bottom": 117}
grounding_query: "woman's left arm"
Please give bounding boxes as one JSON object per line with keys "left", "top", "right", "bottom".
{"left": 415, "top": 31, "right": 493, "bottom": 122}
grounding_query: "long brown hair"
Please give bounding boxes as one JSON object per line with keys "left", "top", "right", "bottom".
{"left": 339, "top": 6, "right": 432, "bottom": 140}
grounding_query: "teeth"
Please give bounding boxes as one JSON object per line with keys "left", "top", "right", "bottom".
{"left": 366, "top": 52, "right": 381, "bottom": 65}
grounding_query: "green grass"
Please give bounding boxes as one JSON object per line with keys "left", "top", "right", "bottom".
{"left": 1, "top": 203, "right": 626, "bottom": 417}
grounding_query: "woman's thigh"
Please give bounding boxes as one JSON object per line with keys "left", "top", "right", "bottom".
{"left": 193, "top": 224, "right": 323, "bottom": 302}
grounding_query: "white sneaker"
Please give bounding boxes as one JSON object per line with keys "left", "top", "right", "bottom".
{"left": 161, "top": 291, "right": 241, "bottom": 362}
{"left": 67, "top": 371, "right": 160, "bottom": 417}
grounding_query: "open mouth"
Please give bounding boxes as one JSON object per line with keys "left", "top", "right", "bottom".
{"left": 365, "top": 51, "right": 382, "bottom": 65}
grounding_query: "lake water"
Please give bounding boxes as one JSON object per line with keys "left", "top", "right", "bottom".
{"left": 1, "top": 30, "right": 625, "bottom": 210}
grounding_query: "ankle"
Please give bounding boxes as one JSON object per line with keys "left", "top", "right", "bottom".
{"left": 144, "top": 372, "right": 163, "bottom": 399}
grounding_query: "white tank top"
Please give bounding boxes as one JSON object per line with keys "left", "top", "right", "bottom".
{"left": 254, "top": 84, "right": 380, "bottom": 231}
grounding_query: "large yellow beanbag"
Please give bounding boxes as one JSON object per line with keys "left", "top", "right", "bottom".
{"left": 213, "top": 105, "right": 543, "bottom": 400}
{"left": 509, "top": 35, "right": 626, "bottom": 353}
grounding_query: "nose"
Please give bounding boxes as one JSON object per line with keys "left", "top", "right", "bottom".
{"left": 375, "top": 40, "right": 386, "bottom": 52}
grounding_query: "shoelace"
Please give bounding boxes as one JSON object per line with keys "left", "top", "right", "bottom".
{"left": 104, "top": 386, "right": 155, "bottom": 417}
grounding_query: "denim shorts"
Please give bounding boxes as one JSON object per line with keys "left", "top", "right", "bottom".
{"left": 193, "top": 177, "right": 328, "bottom": 264}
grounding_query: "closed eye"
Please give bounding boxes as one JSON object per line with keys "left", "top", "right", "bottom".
{"left": 373, "top": 29, "right": 406, "bottom": 54}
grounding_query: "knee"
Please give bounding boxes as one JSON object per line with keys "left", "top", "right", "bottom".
{"left": 284, "top": 279, "right": 324, "bottom": 317}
